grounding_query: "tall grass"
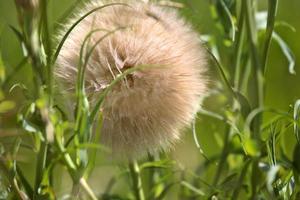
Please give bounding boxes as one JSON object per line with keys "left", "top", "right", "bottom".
{"left": 0, "top": 0, "right": 299, "bottom": 199}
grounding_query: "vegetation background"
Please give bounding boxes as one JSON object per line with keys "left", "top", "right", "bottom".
{"left": 0, "top": 0, "right": 299, "bottom": 199}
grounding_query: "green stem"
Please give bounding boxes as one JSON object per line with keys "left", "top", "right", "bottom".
{"left": 262, "top": 0, "right": 278, "bottom": 75}
{"left": 34, "top": 142, "right": 48, "bottom": 199}
{"left": 233, "top": 1, "right": 246, "bottom": 91}
{"left": 244, "top": 1, "right": 265, "bottom": 199}
{"left": 244, "top": 0, "right": 263, "bottom": 139}
{"left": 231, "top": 159, "right": 251, "bottom": 199}
{"left": 40, "top": 0, "right": 53, "bottom": 105}
{"left": 129, "top": 160, "right": 145, "bottom": 200}
{"left": 79, "top": 178, "right": 98, "bottom": 200}
{"left": 213, "top": 125, "right": 230, "bottom": 185}
{"left": 0, "top": 157, "right": 29, "bottom": 200}
{"left": 212, "top": 0, "right": 247, "bottom": 187}
{"left": 3, "top": 57, "right": 28, "bottom": 89}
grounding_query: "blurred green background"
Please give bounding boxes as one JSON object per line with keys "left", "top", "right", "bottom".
{"left": 0, "top": 0, "right": 299, "bottom": 198}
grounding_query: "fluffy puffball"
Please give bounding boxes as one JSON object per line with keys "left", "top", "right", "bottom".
{"left": 55, "top": 0, "right": 207, "bottom": 158}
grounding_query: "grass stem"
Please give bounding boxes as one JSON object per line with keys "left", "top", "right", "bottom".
{"left": 129, "top": 160, "right": 145, "bottom": 200}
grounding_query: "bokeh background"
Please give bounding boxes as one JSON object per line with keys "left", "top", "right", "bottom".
{"left": 0, "top": 0, "right": 299, "bottom": 198}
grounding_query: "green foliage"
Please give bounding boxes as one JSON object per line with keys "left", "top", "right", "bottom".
{"left": 0, "top": 0, "right": 299, "bottom": 199}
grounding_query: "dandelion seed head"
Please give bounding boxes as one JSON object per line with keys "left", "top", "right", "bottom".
{"left": 55, "top": 0, "right": 208, "bottom": 158}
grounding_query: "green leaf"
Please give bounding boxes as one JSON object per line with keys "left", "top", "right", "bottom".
{"left": 266, "top": 165, "right": 280, "bottom": 193}
{"left": 9, "top": 25, "right": 24, "bottom": 43}
{"left": 272, "top": 32, "right": 296, "bottom": 74}
{"left": 205, "top": 48, "right": 238, "bottom": 101}
{"left": 261, "top": 0, "right": 278, "bottom": 73}
{"left": 140, "top": 160, "right": 174, "bottom": 170}
{"left": 12, "top": 138, "right": 22, "bottom": 158}
{"left": 180, "top": 181, "right": 205, "bottom": 196}
{"left": 294, "top": 99, "right": 300, "bottom": 143}
{"left": 244, "top": 138, "right": 260, "bottom": 157}
{"left": 192, "top": 119, "right": 209, "bottom": 160}
{"left": 9, "top": 83, "right": 28, "bottom": 94}
{"left": 16, "top": 165, "right": 34, "bottom": 196}
{"left": 267, "top": 125, "right": 277, "bottom": 166}
{"left": 198, "top": 108, "right": 241, "bottom": 135}
{"left": 155, "top": 182, "right": 177, "bottom": 200}
{"left": 90, "top": 64, "right": 153, "bottom": 122}
{"left": 235, "top": 91, "right": 251, "bottom": 119}
{"left": 275, "top": 21, "right": 296, "bottom": 32}
{"left": 219, "top": 0, "right": 236, "bottom": 41}
{"left": 0, "top": 101, "right": 15, "bottom": 113}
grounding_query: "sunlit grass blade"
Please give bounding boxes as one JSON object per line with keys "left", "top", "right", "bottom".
{"left": 294, "top": 99, "right": 300, "bottom": 143}
{"left": 192, "top": 119, "right": 210, "bottom": 161}
{"left": 180, "top": 181, "right": 206, "bottom": 197}
{"left": 90, "top": 64, "right": 153, "bottom": 122}
{"left": 220, "top": 0, "right": 236, "bottom": 41}
{"left": 267, "top": 124, "right": 277, "bottom": 166}
{"left": 205, "top": 47, "right": 237, "bottom": 100}
{"left": 272, "top": 32, "right": 296, "bottom": 74}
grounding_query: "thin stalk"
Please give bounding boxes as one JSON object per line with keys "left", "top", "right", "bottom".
{"left": 244, "top": 1, "right": 265, "bottom": 199}
{"left": 211, "top": 0, "right": 247, "bottom": 187}
{"left": 0, "top": 157, "right": 29, "bottom": 200}
{"left": 3, "top": 57, "right": 28, "bottom": 89}
{"left": 244, "top": 0, "right": 263, "bottom": 139}
{"left": 206, "top": 49, "right": 238, "bottom": 101}
{"left": 231, "top": 159, "right": 251, "bottom": 199}
{"left": 79, "top": 178, "right": 98, "bottom": 200}
{"left": 33, "top": 142, "right": 48, "bottom": 199}
{"left": 40, "top": 0, "right": 53, "bottom": 105}
{"left": 147, "top": 154, "right": 156, "bottom": 198}
{"left": 233, "top": 1, "right": 246, "bottom": 91}
{"left": 262, "top": 0, "right": 278, "bottom": 75}
{"left": 212, "top": 125, "right": 230, "bottom": 185}
{"left": 147, "top": 153, "right": 162, "bottom": 199}
{"left": 71, "top": 182, "right": 81, "bottom": 199}
{"left": 129, "top": 160, "right": 145, "bottom": 200}
{"left": 40, "top": 0, "right": 52, "bottom": 60}
{"left": 54, "top": 0, "right": 83, "bottom": 31}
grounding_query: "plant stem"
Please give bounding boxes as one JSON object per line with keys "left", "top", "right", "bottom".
{"left": 3, "top": 57, "right": 28, "bottom": 89}
{"left": 79, "top": 177, "right": 98, "bottom": 200}
{"left": 129, "top": 160, "right": 145, "bottom": 200}
{"left": 244, "top": 0, "right": 263, "bottom": 139}
{"left": 262, "top": 0, "right": 278, "bottom": 75}
{"left": 231, "top": 159, "right": 251, "bottom": 199}
{"left": 233, "top": 1, "right": 246, "bottom": 91}
{"left": 34, "top": 142, "right": 48, "bottom": 199}
{"left": 212, "top": 125, "right": 230, "bottom": 186}
{"left": 244, "top": 1, "right": 265, "bottom": 199}
{"left": 0, "top": 157, "right": 29, "bottom": 200}
{"left": 40, "top": 0, "right": 53, "bottom": 106}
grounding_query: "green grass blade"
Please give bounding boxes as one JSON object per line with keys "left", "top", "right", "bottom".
{"left": 294, "top": 99, "right": 300, "bottom": 143}
{"left": 220, "top": 0, "right": 236, "bottom": 41}
{"left": 262, "top": 0, "right": 278, "bottom": 74}
{"left": 272, "top": 32, "right": 296, "bottom": 74}
{"left": 89, "top": 64, "right": 152, "bottom": 122}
